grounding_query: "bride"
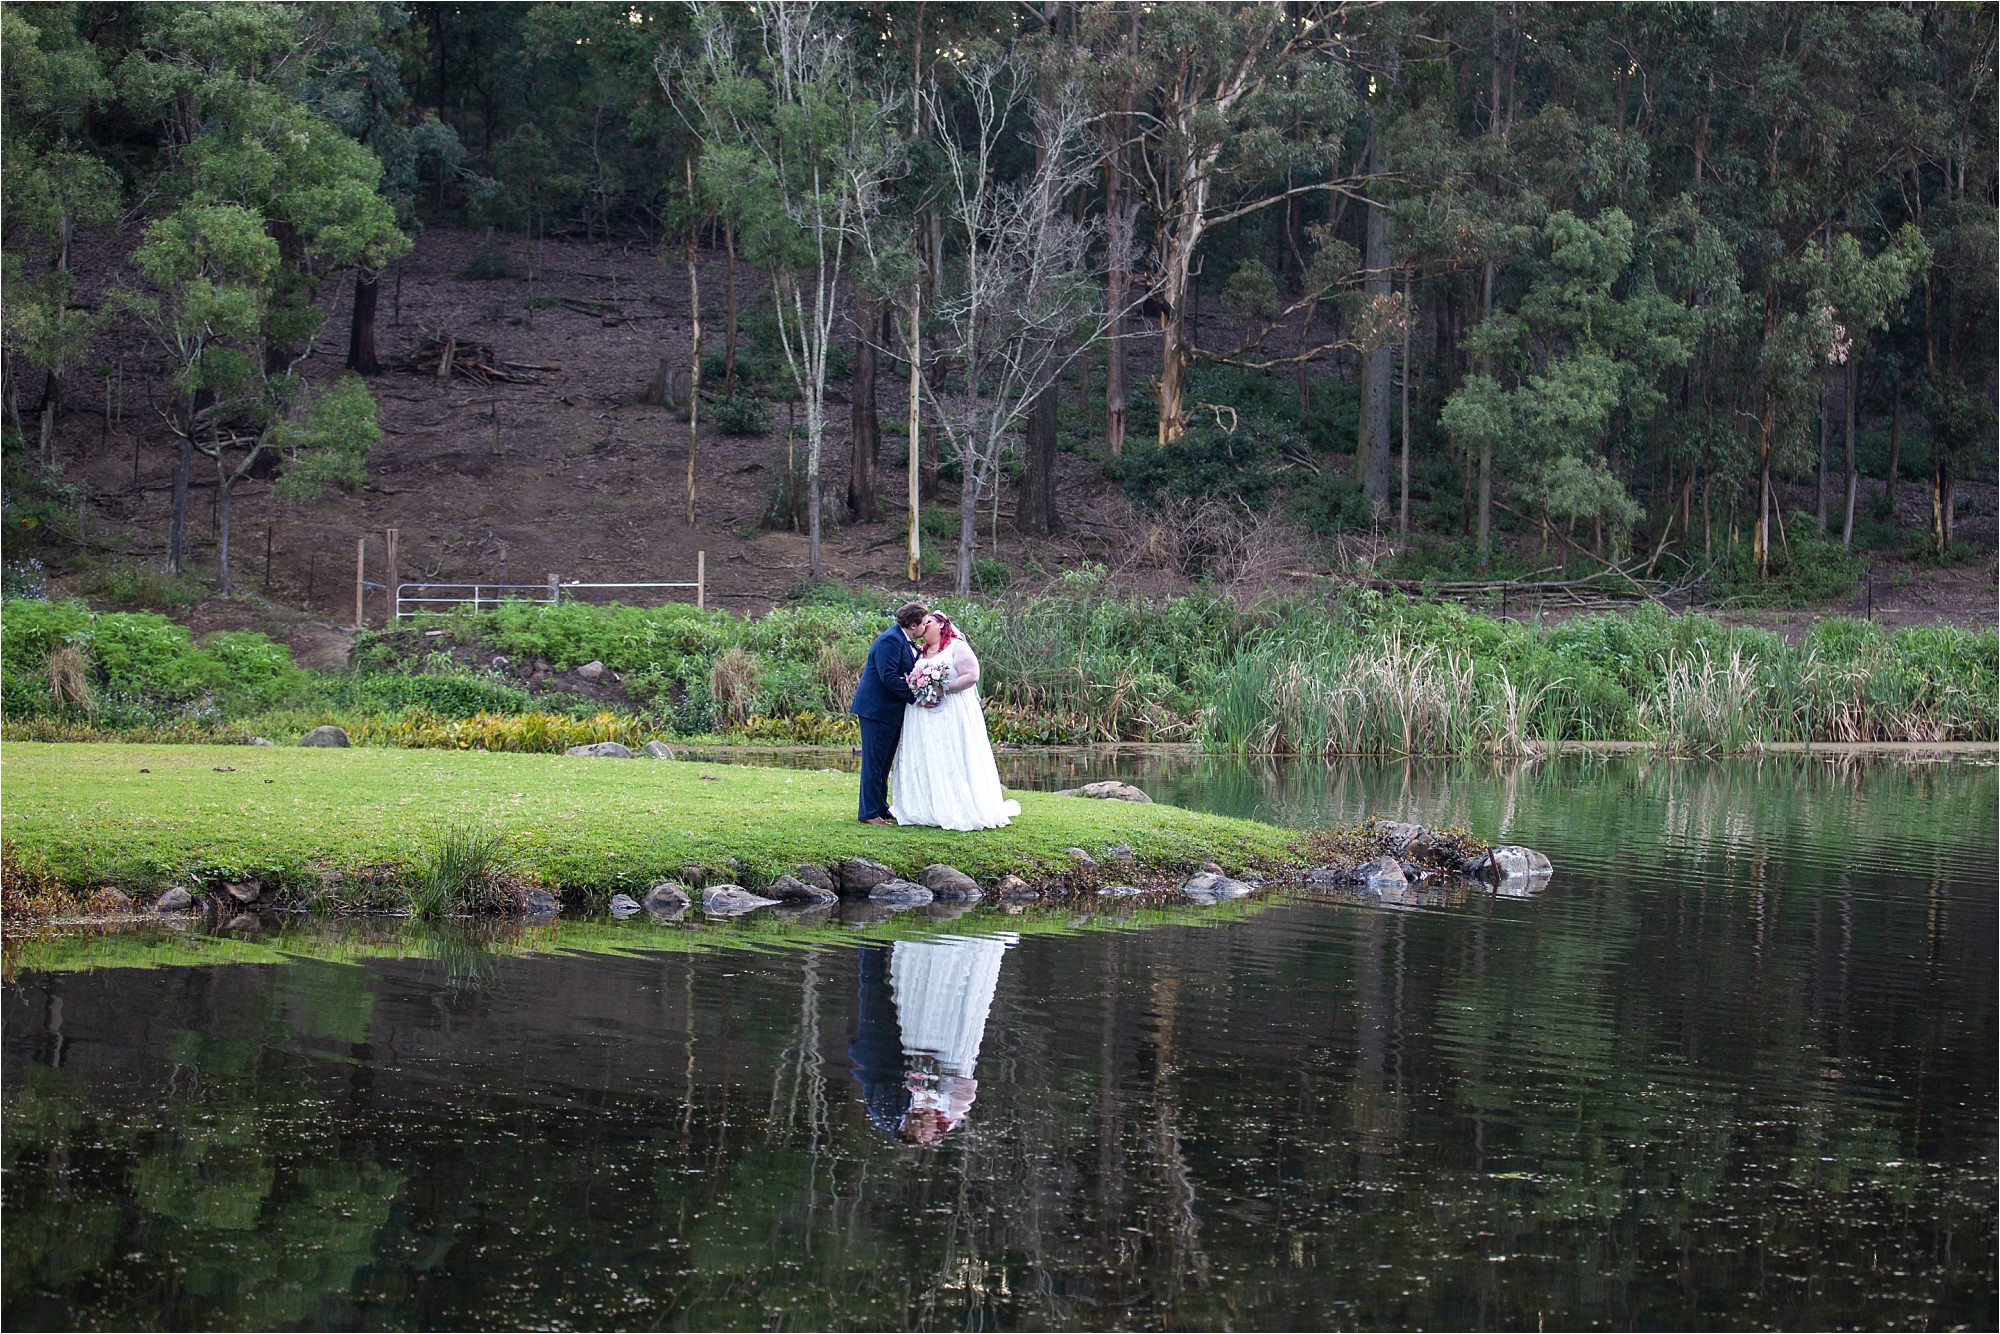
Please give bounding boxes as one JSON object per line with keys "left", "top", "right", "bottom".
{"left": 889, "top": 613, "right": 1021, "bottom": 830}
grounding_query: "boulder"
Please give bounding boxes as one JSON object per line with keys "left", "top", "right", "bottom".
{"left": 1464, "top": 845, "right": 1554, "bottom": 885}
{"left": 224, "top": 879, "right": 263, "bottom": 905}
{"left": 834, "top": 857, "right": 895, "bottom": 897}
{"left": 791, "top": 864, "right": 838, "bottom": 895}
{"left": 298, "top": 725, "right": 350, "bottom": 748}
{"left": 1354, "top": 856, "right": 1407, "bottom": 891}
{"left": 1106, "top": 844, "right": 1135, "bottom": 862}
{"left": 565, "top": 742, "right": 635, "bottom": 759}
{"left": 642, "top": 740, "right": 676, "bottom": 760}
{"left": 869, "top": 879, "right": 933, "bottom": 905}
{"left": 702, "top": 884, "right": 780, "bottom": 915}
{"left": 576, "top": 660, "right": 606, "bottom": 682}
{"left": 1097, "top": 885, "right": 1148, "bottom": 898}
{"left": 86, "top": 887, "right": 134, "bottom": 914}
{"left": 767, "top": 874, "right": 838, "bottom": 906}
{"left": 154, "top": 887, "right": 196, "bottom": 913}
{"left": 608, "top": 893, "right": 642, "bottom": 919}
{"left": 519, "top": 887, "right": 560, "bottom": 918}
{"left": 993, "top": 874, "right": 1037, "bottom": 901}
{"left": 644, "top": 882, "right": 691, "bottom": 913}
{"left": 919, "top": 865, "right": 982, "bottom": 901}
{"left": 1050, "top": 780, "right": 1152, "bottom": 803}
{"left": 1377, "top": 821, "right": 1428, "bottom": 856}
{"left": 1199, "top": 861, "right": 1226, "bottom": 876}
{"left": 1066, "top": 847, "right": 1098, "bottom": 871}
{"left": 247, "top": 736, "right": 277, "bottom": 748}
{"left": 1181, "top": 871, "right": 1253, "bottom": 900}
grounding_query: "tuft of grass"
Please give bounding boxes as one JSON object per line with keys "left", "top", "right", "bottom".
{"left": 44, "top": 643, "right": 93, "bottom": 715}
{"left": 815, "top": 640, "right": 860, "bottom": 711}
{"left": 407, "top": 825, "right": 512, "bottom": 917}
{"left": 709, "top": 646, "right": 761, "bottom": 728}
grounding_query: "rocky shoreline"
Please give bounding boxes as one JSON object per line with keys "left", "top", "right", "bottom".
{"left": 43, "top": 807, "right": 1552, "bottom": 930}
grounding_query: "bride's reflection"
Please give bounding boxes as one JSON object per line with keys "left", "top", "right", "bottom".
{"left": 849, "top": 932, "right": 1018, "bottom": 1144}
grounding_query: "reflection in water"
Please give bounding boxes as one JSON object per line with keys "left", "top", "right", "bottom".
{"left": 851, "top": 934, "right": 1016, "bottom": 1143}
{"left": 2, "top": 754, "right": 1994, "bottom": 1331}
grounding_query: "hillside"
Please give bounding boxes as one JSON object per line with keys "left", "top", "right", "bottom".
{"left": 15, "top": 222, "right": 1996, "bottom": 664}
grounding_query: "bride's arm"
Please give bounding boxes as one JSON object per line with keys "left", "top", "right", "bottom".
{"left": 945, "top": 641, "right": 980, "bottom": 693}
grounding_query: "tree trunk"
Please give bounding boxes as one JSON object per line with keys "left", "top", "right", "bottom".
{"left": 1355, "top": 128, "right": 1393, "bottom": 513}
{"left": 1840, "top": 354, "right": 1858, "bottom": 549}
{"left": 169, "top": 420, "right": 193, "bottom": 576}
{"left": 1815, "top": 365, "right": 1829, "bottom": 532}
{"left": 347, "top": 269, "right": 382, "bottom": 375}
{"left": 686, "top": 203, "right": 701, "bottom": 528}
{"left": 906, "top": 287, "right": 923, "bottom": 583}
{"left": 723, "top": 222, "right": 739, "bottom": 396}
{"left": 1886, "top": 372, "right": 1901, "bottom": 507}
{"left": 1019, "top": 381, "right": 1061, "bottom": 535}
{"left": 37, "top": 372, "right": 60, "bottom": 472}
{"left": 1399, "top": 274, "right": 1412, "bottom": 533}
{"left": 216, "top": 463, "right": 233, "bottom": 596}
{"left": 1475, "top": 260, "right": 1496, "bottom": 566}
{"left": 1103, "top": 46, "right": 1130, "bottom": 461}
{"left": 955, "top": 434, "right": 980, "bottom": 595}
{"left": 848, "top": 288, "right": 879, "bottom": 523}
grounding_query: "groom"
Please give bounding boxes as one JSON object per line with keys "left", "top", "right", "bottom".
{"left": 849, "top": 601, "right": 928, "bottom": 825}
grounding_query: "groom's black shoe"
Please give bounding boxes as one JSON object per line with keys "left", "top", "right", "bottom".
{"left": 862, "top": 816, "right": 892, "bottom": 826}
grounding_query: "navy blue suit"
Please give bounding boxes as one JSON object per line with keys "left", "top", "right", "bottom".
{"left": 849, "top": 625, "right": 917, "bottom": 821}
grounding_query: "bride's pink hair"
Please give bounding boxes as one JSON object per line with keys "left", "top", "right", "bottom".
{"left": 929, "top": 613, "right": 960, "bottom": 650}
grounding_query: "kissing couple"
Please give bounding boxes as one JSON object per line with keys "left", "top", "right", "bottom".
{"left": 848, "top": 602, "right": 1021, "bottom": 831}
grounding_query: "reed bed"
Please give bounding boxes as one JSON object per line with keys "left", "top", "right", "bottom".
{"left": 6, "top": 591, "right": 1992, "bottom": 756}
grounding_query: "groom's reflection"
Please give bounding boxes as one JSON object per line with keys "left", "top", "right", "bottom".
{"left": 848, "top": 932, "right": 1017, "bottom": 1145}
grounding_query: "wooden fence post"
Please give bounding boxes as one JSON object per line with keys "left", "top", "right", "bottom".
{"left": 354, "top": 537, "right": 366, "bottom": 628}
{"left": 384, "top": 527, "right": 399, "bottom": 621}
{"left": 697, "top": 550, "right": 706, "bottom": 610}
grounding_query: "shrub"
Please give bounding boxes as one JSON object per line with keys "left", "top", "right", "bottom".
{"left": 972, "top": 556, "right": 1010, "bottom": 594}
{"left": 1711, "top": 526, "right": 1864, "bottom": 607}
{"left": 709, "top": 393, "right": 771, "bottom": 436}
{"left": 1120, "top": 418, "right": 1292, "bottom": 511}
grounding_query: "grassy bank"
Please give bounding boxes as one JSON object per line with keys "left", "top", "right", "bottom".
{"left": 3, "top": 586, "right": 1993, "bottom": 755}
{"left": 0, "top": 743, "right": 1300, "bottom": 911}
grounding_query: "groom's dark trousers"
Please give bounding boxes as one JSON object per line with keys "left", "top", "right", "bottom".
{"left": 849, "top": 626, "right": 918, "bottom": 821}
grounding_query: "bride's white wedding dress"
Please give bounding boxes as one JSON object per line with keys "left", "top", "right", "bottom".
{"left": 889, "top": 638, "right": 1021, "bottom": 831}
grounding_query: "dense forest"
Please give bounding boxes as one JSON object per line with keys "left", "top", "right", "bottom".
{"left": 3, "top": 0, "right": 1995, "bottom": 605}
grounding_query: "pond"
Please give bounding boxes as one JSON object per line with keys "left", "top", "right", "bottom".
{"left": 4, "top": 752, "right": 1994, "bottom": 1331}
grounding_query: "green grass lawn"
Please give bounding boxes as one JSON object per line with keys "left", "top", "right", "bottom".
{"left": 0, "top": 743, "right": 1301, "bottom": 904}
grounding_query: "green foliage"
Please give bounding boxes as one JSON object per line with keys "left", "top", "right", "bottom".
{"left": 268, "top": 376, "right": 380, "bottom": 500}
{"left": 708, "top": 392, "right": 771, "bottom": 436}
{"left": 407, "top": 826, "right": 512, "bottom": 917}
{"left": 1120, "top": 419, "right": 1290, "bottom": 511}
{"left": 1712, "top": 527, "right": 1865, "bottom": 607}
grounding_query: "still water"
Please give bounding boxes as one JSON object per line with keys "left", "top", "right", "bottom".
{"left": 4, "top": 753, "right": 1995, "bottom": 1331}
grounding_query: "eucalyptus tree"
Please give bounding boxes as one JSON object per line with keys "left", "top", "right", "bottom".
{"left": 883, "top": 48, "right": 1148, "bottom": 595}
{"left": 305, "top": 10, "right": 466, "bottom": 375}
{"left": 0, "top": 3, "right": 118, "bottom": 468}
{"left": 1440, "top": 209, "right": 1700, "bottom": 564}
{"left": 1108, "top": 1, "right": 1366, "bottom": 444}
{"left": 664, "top": 1, "right": 903, "bottom": 581}
{"left": 113, "top": 2, "right": 406, "bottom": 586}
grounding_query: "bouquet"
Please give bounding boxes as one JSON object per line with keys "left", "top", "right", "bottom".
{"left": 908, "top": 658, "right": 954, "bottom": 709}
